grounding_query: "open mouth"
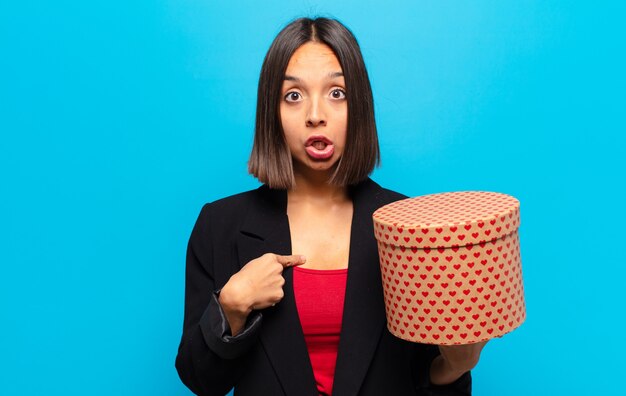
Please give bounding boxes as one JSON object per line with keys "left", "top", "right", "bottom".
{"left": 304, "top": 135, "right": 334, "bottom": 160}
{"left": 311, "top": 141, "right": 328, "bottom": 150}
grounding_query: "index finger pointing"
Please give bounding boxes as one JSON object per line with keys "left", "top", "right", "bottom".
{"left": 275, "top": 254, "right": 306, "bottom": 267}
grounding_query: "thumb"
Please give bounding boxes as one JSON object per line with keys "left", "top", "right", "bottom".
{"left": 276, "top": 254, "right": 306, "bottom": 267}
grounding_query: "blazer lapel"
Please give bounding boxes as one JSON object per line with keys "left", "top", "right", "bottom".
{"left": 332, "top": 179, "right": 387, "bottom": 396}
{"left": 236, "top": 186, "right": 318, "bottom": 396}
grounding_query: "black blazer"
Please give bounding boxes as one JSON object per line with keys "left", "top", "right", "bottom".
{"left": 175, "top": 178, "right": 471, "bottom": 396}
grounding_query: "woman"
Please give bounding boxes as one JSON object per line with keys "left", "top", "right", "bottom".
{"left": 175, "top": 17, "right": 485, "bottom": 396}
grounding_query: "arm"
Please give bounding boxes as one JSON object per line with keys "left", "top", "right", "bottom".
{"left": 174, "top": 205, "right": 305, "bottom": 395}
{"left": 174, "top": 204, "right": 262, "bottom": 396}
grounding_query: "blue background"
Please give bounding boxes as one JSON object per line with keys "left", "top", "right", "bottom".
{"left": 1, "top": 1, "right": 624, "bottom": 395}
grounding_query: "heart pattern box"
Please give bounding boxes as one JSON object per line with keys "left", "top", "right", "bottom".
{"left": 372, "top": 191, "right": 526, "bottom": 345}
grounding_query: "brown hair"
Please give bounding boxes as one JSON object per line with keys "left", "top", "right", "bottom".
{"left": 248, "top": 17, "right": 380, "bottom": 189}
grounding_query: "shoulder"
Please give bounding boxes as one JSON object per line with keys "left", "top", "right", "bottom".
{"left": 194, "top": 184, "right": 288, "bottom": 236}
{"left": 203, "top": 188, "right": 260, "bottom": 212}
{"left": 378, "top": 184, "right": 408, "bottom": 204}
{"left": 354, "top": 178, "right": 408, "bottom": 208}
{"left": 196, "top": 186, "right": 267, "bottom": 226}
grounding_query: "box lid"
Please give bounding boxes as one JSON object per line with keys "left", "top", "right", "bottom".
{"left": 373, "top": 191, "right": 520, "bottom": 249}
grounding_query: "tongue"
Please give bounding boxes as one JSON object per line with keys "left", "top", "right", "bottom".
{"left": 312, "top": 141, "right": 327, "bottom": 150}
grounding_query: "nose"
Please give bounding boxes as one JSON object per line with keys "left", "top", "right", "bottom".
{"left": 305, "top": 95, "right": 327, "bottom": 127}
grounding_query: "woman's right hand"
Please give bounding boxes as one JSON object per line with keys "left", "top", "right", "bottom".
{"left": 218, "top": 253, "right": 306, "bottom": 336}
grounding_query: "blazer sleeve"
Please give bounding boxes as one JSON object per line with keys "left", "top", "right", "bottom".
{"left": 413, "top": 343, "right": 472, "bottom": 396}
{"left": 175, "top": 203, "right": 263, "bottom": 396}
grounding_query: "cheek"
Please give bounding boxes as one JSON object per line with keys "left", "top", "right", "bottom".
{"left": 280, "top": 115, "right": 300, "bottom": 150}
{"left": 280, "top": 117, "right": 295, "bottom": 136}
{"left": 280, "top": 104, "right": 298, "bottom": 128}
{"left": 337, "top": 115, "right": 348, "bottom": 149}
{"left": 335, "top": 105, "right": 348, "bottom": 136}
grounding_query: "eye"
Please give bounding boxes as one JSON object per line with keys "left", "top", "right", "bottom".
{"left": 330, "top": 88, "right": 346, "bottom": 100}
{"left": 284, "top": 91, "right": 302, "bottom": 103}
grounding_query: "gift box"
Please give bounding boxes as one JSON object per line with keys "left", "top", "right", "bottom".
{"left": 372, "top": 191, "right": 525, "bottom": 345}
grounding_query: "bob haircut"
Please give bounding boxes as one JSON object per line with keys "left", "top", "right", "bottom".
{"left": 248, "top": 17, "right": 380, "bottom": 189}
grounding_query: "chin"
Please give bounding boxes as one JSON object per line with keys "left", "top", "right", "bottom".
{"left": 303, "top": 165, "right": 333, "bottom": 175}
{"left": 295, "top": 156, "right": 341, "bottom": 175}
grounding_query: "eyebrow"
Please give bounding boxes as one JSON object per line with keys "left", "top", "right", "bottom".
{"left": 284, "top": 71, "right": 344, "bottom": 82}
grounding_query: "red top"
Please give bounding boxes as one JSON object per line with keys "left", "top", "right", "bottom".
{"left": 293, "top": 266, "right": 348, "bottom": 396}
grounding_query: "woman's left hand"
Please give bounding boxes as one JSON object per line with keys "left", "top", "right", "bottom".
{"left": 430, "top": 341, "right": 487, "bottom": 385}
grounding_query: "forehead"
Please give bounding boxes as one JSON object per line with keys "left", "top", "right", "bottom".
{"left": 285, "top": 42, "right": 342, "bottom": 74}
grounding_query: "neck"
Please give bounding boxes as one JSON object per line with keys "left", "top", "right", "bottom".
{"left": 289, "top": 165, "right": 349, "bottom": 204}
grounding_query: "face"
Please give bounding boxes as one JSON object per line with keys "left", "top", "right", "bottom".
{"left": 280, "top": 42, "right": 348, "bottom": 177}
